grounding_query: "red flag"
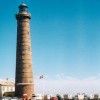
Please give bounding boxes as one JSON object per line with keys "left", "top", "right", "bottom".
{"left": 39, "top": 75, "right": 43, "bottom": 79}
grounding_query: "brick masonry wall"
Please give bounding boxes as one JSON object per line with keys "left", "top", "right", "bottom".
{"left": 15, "top": 13, "right": 34, "bottom": 98}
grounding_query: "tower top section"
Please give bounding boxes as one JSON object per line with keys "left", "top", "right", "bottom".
{"left": 16, "top": 2, "right": 31, "bottom": 20}
{"left": 19, "top": 2, "right": 28, "bottom": 12}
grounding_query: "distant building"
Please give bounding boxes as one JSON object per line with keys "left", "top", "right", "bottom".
{"left": 35, "top": 94, "right": 43, "bottom": 100}
{"left": 0, "top": 79, "right": 15, "bottom": 98}
{"left": 77, "top": 93, "right": 85, "bottom": 100}
{"left": 63, "top": 94, "right": 69, "bottom": 100}
{"left": 74, "top": 93, "right": 88, "bottom": 100}
{"left": 44, "top": 94, "right": 52, "bottom": 100}
{"left": 90, "top": 94, "right": 98, "bottom": 100}
{"left": 98, "top": 94, "right": 100, "bottom": 100}
{"left": 68, "top": 94, "right": 73, "bottom": 99}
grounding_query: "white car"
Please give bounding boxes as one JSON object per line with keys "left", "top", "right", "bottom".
{"left": 11, "top": 97, "right": 18, "bottom": 100}
{"left": 2, "top": 97, "right": 18, "bottom": 100}
{"left": 2, "top": 97, "right": 12, "bottom": 100}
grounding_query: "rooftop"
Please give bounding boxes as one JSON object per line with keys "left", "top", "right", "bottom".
{"left": 0, "top": 79, "right": 14, "bottom": 86}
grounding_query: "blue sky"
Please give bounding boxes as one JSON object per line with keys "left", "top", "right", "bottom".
{"left": 1, "top": 0, "right": 100, "bottom": 81}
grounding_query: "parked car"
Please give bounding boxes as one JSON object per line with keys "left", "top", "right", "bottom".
{"left": 2, "top": 97, "right": 12, "bottom": 100}
{"left": 50, "top": 97, "right": 58, "bottom": 100}
{"left": 12, "top": 97, "right": 18, "bottom": 100}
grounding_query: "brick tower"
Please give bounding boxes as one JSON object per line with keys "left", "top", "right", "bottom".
{"left": 15, "top": 2, "right": 34, "bottom": 98}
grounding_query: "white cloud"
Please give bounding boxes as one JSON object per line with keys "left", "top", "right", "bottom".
{"left": 34, "top": 74, "right": 100, "bottom": 95}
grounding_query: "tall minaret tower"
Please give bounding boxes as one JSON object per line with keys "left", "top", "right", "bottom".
{"left": 15, "top": 2, "right": 34, "bottom": 98}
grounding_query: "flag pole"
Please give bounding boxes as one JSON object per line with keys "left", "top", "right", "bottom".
{"left": 43, "top": 78, "right": 44, "bottom": 100}
{"left": 42, "top": 75, "right": 44, "bottom": 100}
{"left": 39, "top": 75, "right": 44, "bottom": 100}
